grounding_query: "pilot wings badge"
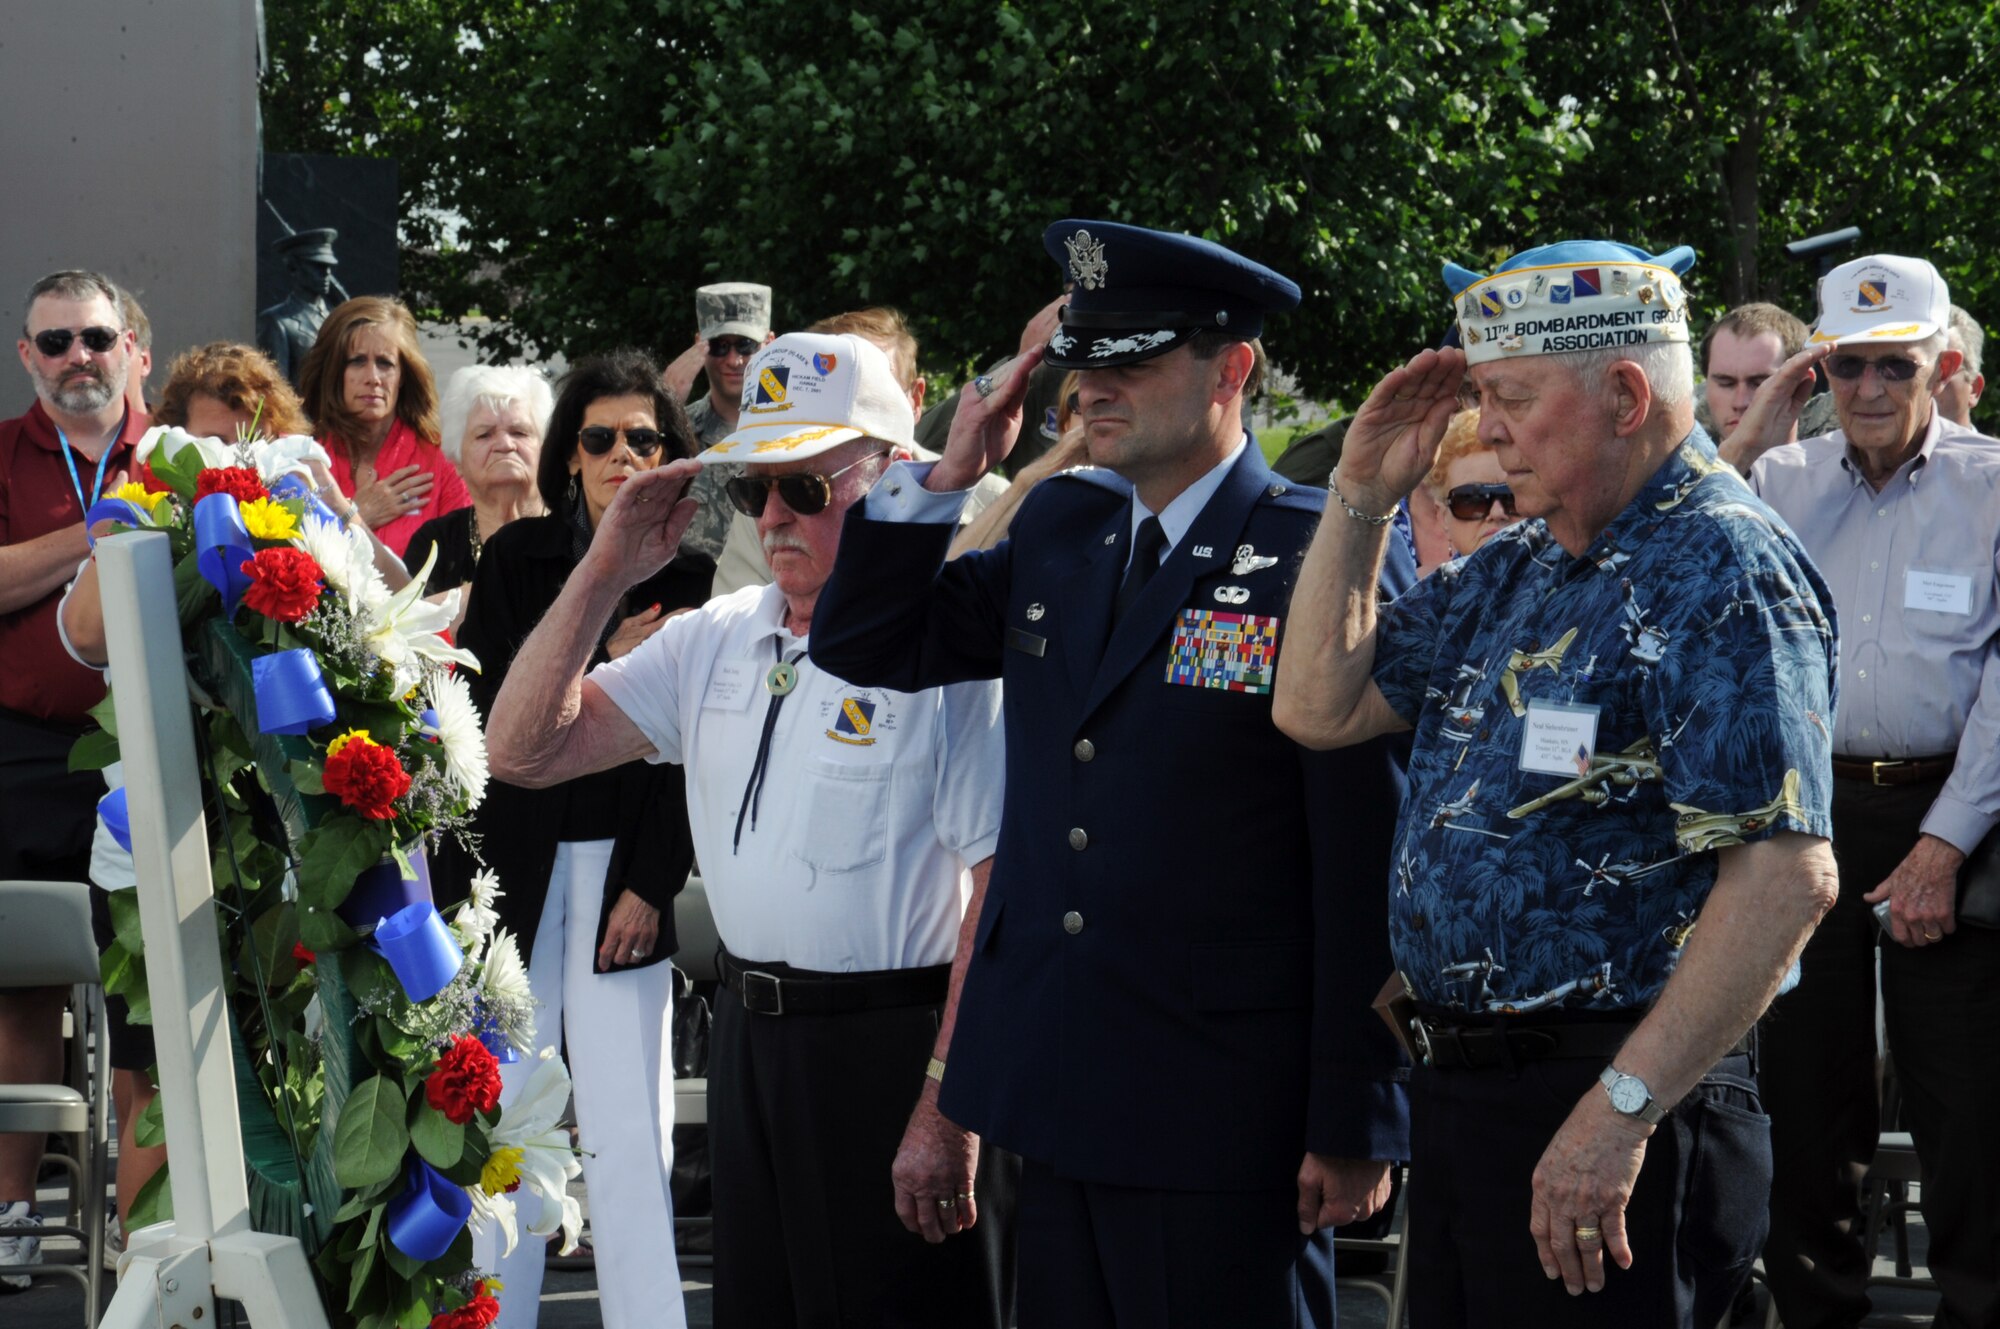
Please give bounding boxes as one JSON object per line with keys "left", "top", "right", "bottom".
{"left": 1231, "top": 544, "right": 1279, "bottom": 575}
{"left": 1065, "top": 229, "right": 1109, "bottom": 291}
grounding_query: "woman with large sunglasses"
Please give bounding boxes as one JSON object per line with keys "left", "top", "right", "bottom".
{"left": 455, "top": 349, "right": 708, "bottom": 1329}
{"left": 1422, "top": 408, "right": 1522, "bottom": 561}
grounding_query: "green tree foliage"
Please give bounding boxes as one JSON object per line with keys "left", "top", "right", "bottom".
{"left": 262, "top": 0, "right": 1999, "bottom": 410}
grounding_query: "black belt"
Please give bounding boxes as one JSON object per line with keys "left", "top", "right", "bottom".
{"left": 718, "top": 950, "right": 950, "bottom": 1017}
{"left": 1831, "top": 754, "right": 1953, "bottom": 786}
{"left": 1413, "top": 1013, "right": 1751, "bottom": 1071}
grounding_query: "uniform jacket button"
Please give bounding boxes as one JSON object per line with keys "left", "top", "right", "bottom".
{"left": 1068, "top": 827, "right": 1089, "bottom": 851}
{"left": 1074, "top": 738, "right": 1096, "bottom": 762}
{"left": 1063, "top": 911, "right": 1084, "bottom": 935}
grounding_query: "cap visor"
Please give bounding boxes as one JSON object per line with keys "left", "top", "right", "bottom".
{"left": 700, "top": 321, "right": 770, "bottom": 342}
{"left": 1043, "top": 325, "right": 1198, "bottom": 370}
{"left": 1808, "top": 318, "right": 1943, "bottom": 348}
{"left": 697, "top": 423, "right": 863, "bottom": 466}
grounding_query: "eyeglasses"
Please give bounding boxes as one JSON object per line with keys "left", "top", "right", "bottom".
{"left": 1826, "top": 354, "right": 1922, "bottom": 383}
{"left": 32, "top": 326, "right": 122, "bottom": 357}
{"left": 578, "top": 425, "right": 665, "bottom": 457}
{"left": 707, "top": 337, "right": 760, "bottom": 360}
{"left": 1444, "top": 483, "right": 1517, "bottom": 521}
{"left": 724, "top": 450, "right": 889, "bottom": 519}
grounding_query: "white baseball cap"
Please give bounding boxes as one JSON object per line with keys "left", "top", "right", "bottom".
{"left": 696, "top": 332, "right": 915, "bottom": 466}
{"left": 1809, "top": 255, "right": 1950, "bottom": 347}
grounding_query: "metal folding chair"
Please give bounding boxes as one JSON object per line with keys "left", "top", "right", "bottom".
{"left": 670, "top": 876, "right": 720, "bottom": 1265}
{"left": 0, "top": 879, "right": 111, "bottom": 1325}
{"left": 1334, "top": 1165, "right": 1411, "bottom": 1327}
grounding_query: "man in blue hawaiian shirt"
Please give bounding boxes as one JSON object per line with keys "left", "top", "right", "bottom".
{"left": 1275, "top": 241, "right": 1841, "bottom": 1329}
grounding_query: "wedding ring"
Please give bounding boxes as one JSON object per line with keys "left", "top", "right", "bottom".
{"left": 1573, "top": 1225, "right": 1603, "bottom": 1243}
{"left": 957, "top": 1192, "right": 974, "bottom": 1201}
{"left": 1923, "top": 928, "right": 1942, "bottom": 941}
{"left": 937, "top": 1197, "right": 956, "bottom": 1210}
{"left": 972, "top": 375, "right": 998, "bottom": 399}
{"left": 630, "top": 948, "right": 645, "bottom": 960}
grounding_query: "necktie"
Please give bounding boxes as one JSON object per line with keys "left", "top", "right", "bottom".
{"left": 1113, "top": 515, "right": 1168, "bottom": 627}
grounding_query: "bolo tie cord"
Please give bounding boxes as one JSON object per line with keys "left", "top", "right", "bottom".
{"left": 732, "top": 645, "right": 807, "bottom": 852}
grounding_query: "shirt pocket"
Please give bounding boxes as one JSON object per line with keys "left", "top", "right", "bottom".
{"left": 790, "top": 757, "right": 892, "bottom": 874}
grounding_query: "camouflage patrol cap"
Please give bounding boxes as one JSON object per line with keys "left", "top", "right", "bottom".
{"left": 696, "top": 282, "right": 773, "bottom": 342}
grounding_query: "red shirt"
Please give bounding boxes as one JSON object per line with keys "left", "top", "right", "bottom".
{"left": 322, "top": 419, "right": 472, "bottom": 558}
{"left": 0, "top": 400, "right": 147, "bottom": 723}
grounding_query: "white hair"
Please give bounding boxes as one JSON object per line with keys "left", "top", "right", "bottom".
{"left": 1946, "top": 308, "right": 1981, "bottom": 378}
{"left": 1552, "top": 339, "right": 1695, "bottom": 413}
{"left": 439, "top": 365, "right": 555, "bottom": 464}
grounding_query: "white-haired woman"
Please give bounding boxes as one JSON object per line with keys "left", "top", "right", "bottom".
{"left": 404, "top": 366, "right": 554, "bottom": 616}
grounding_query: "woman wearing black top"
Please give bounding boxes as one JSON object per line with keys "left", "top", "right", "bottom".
{"left": 456, "top": 350, "right": 711, "bottom": 1328}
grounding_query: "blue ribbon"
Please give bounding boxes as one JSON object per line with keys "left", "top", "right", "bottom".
{"left": 97, "top": 787, "right": 132, "bottom": 854}
{"left": 193, "top": 494, "right": 256, "bottom": 615}
{"left": 82, "top": 497, "right": 147, "bottom": 542}
{"left": 385, "top": 1155, "right": 472, "bottom": 1262}
{"left": 338, "top": 845, "right": 435, "bottom": 930}
{"left": 250, "top": 649, "right": 337, "bottom": 736}
{"left": 373, "top": 902, "right": 464, "bottom": 1002}
{"left": 268, "top": 472, "right": 341, "bottom": 526}
{"left": 472, "top": 999, "right": 520, "bottom": 1064}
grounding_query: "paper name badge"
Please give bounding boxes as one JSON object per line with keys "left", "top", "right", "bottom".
{"left": 703, "top": 658, "right": 758, "bottom": 712}
{"left": 1518, "top": 700, "right": 1601, "bottom": 778}
{"left": 1904, "top": 569, "right": 1972, "bottom": 616}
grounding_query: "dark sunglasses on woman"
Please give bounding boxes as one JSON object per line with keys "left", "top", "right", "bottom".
{"left": 32, "top": 326, "right": 122, "bottom": 357}
{"left": 578, "top": 426, "right": 665, "bottom": 458}
{"left": 1445, "top": 483, "right": 1518, "bottom": 521}
{"left": 724, "top": 449, "right": 890, "bottom": 519}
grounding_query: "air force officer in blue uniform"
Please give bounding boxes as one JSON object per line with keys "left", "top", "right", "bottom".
{"left": 810, "top": 221, "right": 1413, "bottom": 1326}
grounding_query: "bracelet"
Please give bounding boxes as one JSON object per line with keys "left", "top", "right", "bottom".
{"left": 1329, "top": 476, "right": 1396, "bottom": 527}
{"left": 925, "top": 1057, "right": 946, "bottom": 1084}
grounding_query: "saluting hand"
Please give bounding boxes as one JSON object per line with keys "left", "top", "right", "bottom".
{"left": 1719, "top": 342, "right": 1835, "bottom": 475}
{"left": 1334, "top": 347, "right": 1467, "bottom": 517}
{"left": 928, "top": 348, "right": 1047, "bottom": 494}
{"left": 582, "top": 460, "right": 702, "bottom": 592}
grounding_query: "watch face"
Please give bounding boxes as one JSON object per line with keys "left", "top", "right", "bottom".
{"left": 1609, "top": 1076, "right": 1649, "bottom": 1114}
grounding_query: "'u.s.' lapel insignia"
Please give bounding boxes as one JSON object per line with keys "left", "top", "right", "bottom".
{"left": 1026, "top": 603, "right": 1046, "bottom": 621}
{"left": 1231, "top": 544, "right": 1278, "bottom": 575}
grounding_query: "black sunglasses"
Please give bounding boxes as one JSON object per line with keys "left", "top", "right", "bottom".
{"left": 724, "top": 450, "right": 889, "bottom": 519}
{"left": 706, "top": 337, "right": 759, "bottom": 360}
{"left": 578, "top": 425, "right": 665, "bottom": 457}
{"left": 1825, "top": 354, "right": 1921, "bottom": 383}
{"left": 32, "top": 326, "right": 122, "bottom": 357}
{"left": 1444, "top": 483, "right": 1518, "bottom": 521}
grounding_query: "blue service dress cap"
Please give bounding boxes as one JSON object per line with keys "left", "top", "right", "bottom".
{"left": 1441, "top": 239, "right": 1697, "bottom": 297}
{"left": 1042, "top": 219, "right": 1302, "bottom": 369}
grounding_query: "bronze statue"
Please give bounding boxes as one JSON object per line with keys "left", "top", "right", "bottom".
{"left": 257, "top": 228, "right": 339, "bottom": 385}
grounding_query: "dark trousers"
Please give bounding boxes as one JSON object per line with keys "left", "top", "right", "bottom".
{"left": 1407, "top": 1050, "right": 1768, "bottom": 1329}
{"left": 1014, "top": 1158, "right": 1336, "bottom": 1329}
{"left": 708, "top": 982, "right": 1018, "bottom": 1329}
{"left": 1762, "top": 777, "right": 2000, "bottom": 1329}
{"left": 0, "top": 708, "right": 97, "bottom": 884}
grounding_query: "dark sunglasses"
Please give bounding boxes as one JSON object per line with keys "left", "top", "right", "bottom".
{"left": 1825, "top": 354, "right": 1921, "bottom": 383}
{"left": 724, "top": 450, "right": 889, "bottom": 519}
{"left": 1444, "top": 483, "right": 1518, "bottom": 521}
{"left": 706, "top": 337, "right": 759, "bottom": 359}
{"left": 578, "top": 425, "right": 665, "bottom": 457}
{"left": 32, "top": 326, "right": 121, "bottom": 357}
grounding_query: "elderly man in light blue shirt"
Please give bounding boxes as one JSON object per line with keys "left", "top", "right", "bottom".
{"left": 1749, "top": 254, "right": 2000, "bottom": 1329}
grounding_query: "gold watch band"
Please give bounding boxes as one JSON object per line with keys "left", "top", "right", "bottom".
{"left": 925, "top": 1057, "right": 946, "bottom": 1084}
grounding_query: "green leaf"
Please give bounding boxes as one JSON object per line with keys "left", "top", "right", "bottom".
{"left": 297, "top": 823, "right": 391, "bottom": 914}
{"left": 107, "top": 889, "right": 147, "bottom": 955}
{"left": 290, "top": 761, "right": 326, "bottom": 795}
{"left": 127, "top": 1161, "right": 174, "bottom": 1228}
{"left": 407, "top": 1099, "right": 465, "bottom": 1170}
{"left": 346, "top": 1237, "right": 380, "bottom": 1313}
{"left": 299, "top": 903, "right": 361, "bottom": 953}
{"left": 331, "top": 1075, "right": 409, "bottom": 1188}
{"left": 68, "top": 727, "right": 121, "bottom": 773}
{"left": 134, "top": 1093, "right": 167, "bottom": 1148}
{"left": 86, "top": 691, "right": 119, "bottom": 738}
{"left": 239, "top": 901, "right": 303, "bottom": 990}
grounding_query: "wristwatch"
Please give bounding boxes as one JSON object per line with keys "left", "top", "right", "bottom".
{"left": 1598, "top": 1065, "right": 1667, "bottom": 1126}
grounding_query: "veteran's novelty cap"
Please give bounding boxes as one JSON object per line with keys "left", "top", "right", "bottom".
{"left": 697, "top": 332, "right": 915, "bottom": 465}
{"left": 1041, "top": 220, "right": 1301, "bottom": 370}
{"left": 1443, "top": 239, "right": 1697, "bottom": 367}
{"left": 1808, "top": 255, "right": 1950, "bottom": 347}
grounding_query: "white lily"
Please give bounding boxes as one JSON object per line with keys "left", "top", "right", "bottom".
{"left": 466, "top": 1049, "right": 582, "bottom": 1256}
{"left": 358, "top": 545, "right": 480, "bottom": 692}
{"left": 247, "top": 433, "right": 334, "bottom": 487}
{"left": 136, "top": 425, "right": 234, "bottom": 472}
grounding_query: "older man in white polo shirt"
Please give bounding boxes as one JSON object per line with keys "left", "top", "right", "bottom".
{"left": 487, "top": 332, "right": 1014, "bottom": 1328}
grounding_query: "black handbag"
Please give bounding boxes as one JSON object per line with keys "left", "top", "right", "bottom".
{"left": 1958, "top": 825, "right": 2000, "bottom": 929}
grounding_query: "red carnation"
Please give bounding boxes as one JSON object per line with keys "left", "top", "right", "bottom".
{"left": 425, "top": 1035, "right": 503, "bottom": 1126}
{"left": 429, "top": 1283, "right": 500, "bottom": 1329}
{"left": 140, "top": 465, "right": 173, "bottom": 495}
{"left": 240, "top": 547, "right": 324, "bottom": 623}
{"left": 322, "top": 732, "right": 411, "bottom": 821}
{"left": 292, "top": 942, "right": 316, "bottom": 966}
{"left": 194, "top": 466, "right": 268, "bottom": 504}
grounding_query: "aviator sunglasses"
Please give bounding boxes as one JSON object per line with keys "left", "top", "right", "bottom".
{"left": 32, "top": 326, "right": 123, "bottom": 357}
{"left": 1825, "top": 354, "right": 1921, "bottom": 383}
{"left": 707, "top": 337, "right": 760, "bottom": 359}
{"left": 1444, "top": 483, "right": 1518, "bottom": 521}
{"left": 725, "top": 449, "right": 890, "bottom": 519}
{"left": 577, "top": 425, "right": 665, "bottom": 457}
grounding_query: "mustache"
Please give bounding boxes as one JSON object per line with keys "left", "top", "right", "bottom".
{"left": 761, "top": 531, "right": 812, "bottom": 558}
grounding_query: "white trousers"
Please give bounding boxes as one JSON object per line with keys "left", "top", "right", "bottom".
{"left": 472, "top": 839, "right": 686, "bottom": 1329}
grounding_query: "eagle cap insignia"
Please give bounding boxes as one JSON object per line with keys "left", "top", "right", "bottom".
{"left": 1065, "top": 229, "right": 1110, "bottom": 291}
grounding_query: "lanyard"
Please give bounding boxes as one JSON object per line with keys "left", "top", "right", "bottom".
{"left": 732, "top": 637, "right": 808, "bottom": 853}
{"left": 56, "top": 422, "right": 120, "bottom": 520}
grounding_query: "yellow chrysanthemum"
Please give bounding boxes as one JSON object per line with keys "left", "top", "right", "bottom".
{"left": 324, "top": 728, "right": 374, "bottom": 760}
{"left": 238, "top": 497, "right": 300, "bottom": 541}
{"left": 481, "top": 1146, "right": 525, "bottom": 1196}
{"left": 110, "top": 482, "right": 170, "bottom": 516}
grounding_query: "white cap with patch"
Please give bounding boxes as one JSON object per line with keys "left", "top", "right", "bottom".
{"left": 1808, "top": 255, "right": 1950, "bottom": 347}
{"left": 696, "top": 332, "right": 915, "bottom": 466}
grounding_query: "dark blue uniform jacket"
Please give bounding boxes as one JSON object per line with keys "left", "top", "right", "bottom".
{"left": 811, "top": 444, "right": 1413, "bottom": 1191}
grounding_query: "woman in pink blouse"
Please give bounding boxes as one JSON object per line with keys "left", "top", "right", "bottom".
{"left": 296, "top": 296, "right": 470, "bottom": 557}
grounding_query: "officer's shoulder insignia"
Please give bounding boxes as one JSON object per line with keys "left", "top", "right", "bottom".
{"left": 1259, "top": 483, "right": 1326, "bottom": 515}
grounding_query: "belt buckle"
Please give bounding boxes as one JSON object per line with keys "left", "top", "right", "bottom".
{"left": 741, "top": 969, "right": 785, "bottom": 1016}
{"left": 1872, "top": 760, "right": 1900, "bottom": 787}
{"left": 1410, "top": 1017, "right": 1435, "bottom": 1068}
